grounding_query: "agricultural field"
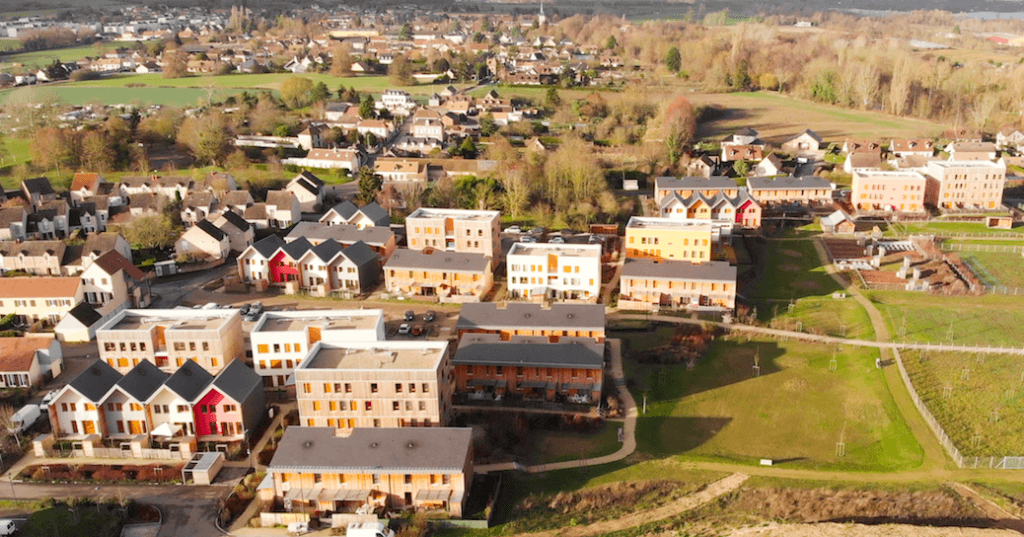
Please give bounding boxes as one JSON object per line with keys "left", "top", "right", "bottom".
{"left": 748, "top": 238, "right": 843, "bottom": 300}
{"left": 867, "top": 291, "right": 1024, "bottom": 347}
{"left": 0, "top": 41, "right": 122, "bottom": 71}
{"left": 687, "top": 90, "right": 944, "bottom": 143}
{"left": 959, "top": 251, "right": 1024, "bottom": 290}
{"left": 626, "top": 336, "right": 922, "bottom": 472}
{"left": 902, "top": 349, "right": 1024, "bottom": 458}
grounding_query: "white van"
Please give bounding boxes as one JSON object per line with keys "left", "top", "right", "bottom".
{"left": 347, "top": 522, "right": 395, "bottom": 537}
{"left": 0, "top": 518, "right": 17, "bottom": 535}
{"left": 9, "top": 404, "right": 40, "bottom": 434}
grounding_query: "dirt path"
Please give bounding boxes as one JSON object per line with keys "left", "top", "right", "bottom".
{"left": 950, "top": 482, "right": 1024, "bottom": 534}
{"left": 510, "top": 473, "right": 749, "bottom": 537}
{"left": 729, "top": 522, "right": 1020, "bottom": 536}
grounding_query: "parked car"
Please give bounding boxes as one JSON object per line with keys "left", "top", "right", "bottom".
{"left": 520, "top": 235, "right": 538, "bottom": 243}
{"left": 530, "top": 227, "right": 545, "bottom": 235}
{"left": 550, "top": 236, "right": 566, "bottom": 244}
{"left": 39, "top": 390, "right": 58, "bottom": 412}
{"left": 398, "top": 324, "right": 411, "bottom": 335}
{"left": 404, "top": 310, "right": 415, "bottom": 321}
{"left": 244, "top": 302, "right": 264, "bottom": 322}
{"left": 424, "top": 311, "right": 436, "bottom": 322}
{"left": 560, "top": 228, "right": 575, "bottom": 235}
{"left": 238, "top": 304, "right": 251, "bottom": 316}
{"left": 505, "top": 225, "right": 522, "bottom": 234}
{"left": 588, "top": 235, "right": 605, "bottom": 244}
{"left": 411, "top": 325, "right": 424, "bottom": 336}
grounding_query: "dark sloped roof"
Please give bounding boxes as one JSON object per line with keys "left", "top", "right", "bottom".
{"left": 252, "top": 234, "right": 286, "bottom": 258}
{"left": 116, "top": 361, "right": 169, "bottom": 402}
{"left": 66, "top": 302, "right": 103, "bottom": 327}
{"left": 161, "top": 359, "right": 214, "bottom": 402}
{"left": 621, "top": 258, "right": 737, "bottom": 282}
{"left": 286, "top": 222, "right": 393, "bottom": 247}
{"left": 68, "top": 359, "right": 121, "bottom": 402}
{"left": 385, "top": 249, "right": 488, "bottom": 272}
{"left": 196, "top": 219, "right": 227, "bottom": 241}
{"left": 454, "top": 342, "right": 603, "bottom": 369}
{"left": 211, "top": 359, "right": 262, "bottom": 404}
{"left": 341, "top": 240, "right": 378, "bottom": 268}
{"left": 218, "top": 210, "right": 250, "bottom": 232}
{"left": 326, "top": 200, "right": 359, "bottom": 221}
{"left": 457, "top": 303, "right": 605, "bottom": 332}
{"left": 268, "top": 427, "right": 473, "bottom": 473}
{"left": 0, "top": 207, "right": 25, "bottom": 228}
{"left": 358, "top": 201, "right": 390, "bottom": 226}
{"left": 22, "top": 177, "right": 55, "bottom": 196}
{"left": 281, "top": 236, "right": 313, "bottom": 260}
{"left": 309, "top": 239, "right": 343, "bottom": 262}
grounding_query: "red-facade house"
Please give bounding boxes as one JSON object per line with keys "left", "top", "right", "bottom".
{"left": 267, "top": 238, "right": 311, "bottom": 284}
{"left": 192, "top": 359, "right": 266, "bottom": 441}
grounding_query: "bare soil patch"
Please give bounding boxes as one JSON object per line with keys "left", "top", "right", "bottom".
{"left": 780, "top": 249, "right": 803, "bottom": 258}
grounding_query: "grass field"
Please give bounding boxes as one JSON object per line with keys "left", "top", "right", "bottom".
{"left": 628, "top": 337, "right": 922, "bottom": 471}
{"left": 0, "top": 41, "right": 122, "bottom": 71}
{"left": 0, "top": 84, "right": 250, "bottom": 107}
{"left": 755, "top": 296, "right": 875, "bottom": 340}
{"left": 0, "top": 39, "right": 21, "bottom": 53}
{"left": 688, "top": 90, "right": 944, "bottom": 143}
{"left": 902, "top": 349, "right": 1024, "bottom": 457}
{"left": 749, "top": 239, "right": 843, "bottom": 300}
{"left": 868, "top": 291, "right": 1024, "bottom": 347}
{"left": 527, "top": 425, "right": 622, "bottom": 465}
{"left": 959, "top": 251, "right": 1024, "bottom": 289}
{"left": 888, "top": 220, "right": 1023, "bottom": 237}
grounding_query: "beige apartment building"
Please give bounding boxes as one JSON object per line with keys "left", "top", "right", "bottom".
{"left": 96, "top": 309, "right": 245, "bottom": 375}
{"left": 619, "top": 258, "right": 737, "bottom": 310}
{"left": 851, "top": 170, "right": 927, "bottom": 214}
{"left": 294, "top": 341, "right": 453, "bottom": 429}
{"left": 405, "top": 208, "right": 501, "bottom": 265}
{"left": 925, "top": 160, "right": 1006, "bottom": 211}
{"left": 624, "top": 217, "right": 714, "bottom": 262}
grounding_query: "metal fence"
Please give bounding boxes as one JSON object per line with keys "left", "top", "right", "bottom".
{"left": 943, "top": 243, "right": 1024, "bottom": 254}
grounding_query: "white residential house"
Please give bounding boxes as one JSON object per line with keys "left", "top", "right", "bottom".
{"left": 506, "top": 242, "right": 603, "bottom": 302}
{"left": 145, "top": 360, "right": 213, "bottom": 438}
{"left": 0, "top": 337, "right": 63, "bottom": 388}
{"left": 250, "top": 309, "right": 385, "bottom": 387}
{"left": 175, "top": 220, "right": 230, "bottom": 260}
{"left": 79, "top": 251, "right": 150, "bottom": 310}
{"left": 285, "top": 171, "right": 326, "bottom": 213}
{"left": 377, "top": 89, "right": 417, "bottom": 114}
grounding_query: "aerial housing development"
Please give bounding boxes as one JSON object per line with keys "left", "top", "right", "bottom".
{"left": 1, "top": 1, "right": 1024, "bottom": 534}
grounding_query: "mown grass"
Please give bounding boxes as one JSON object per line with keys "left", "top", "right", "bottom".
{"left": 867, "top": 291, "right": 1024, "bottom": 347}
{"left": 754, "top": 295, "right": 875, "bottom": 340}
{"left": 632, "top": 337, "right": 922, "bottom": 472}
{"left": 0, "top": 41, "right": 122, "bottom": 70}
{"left": 958, "top": 250, "right": 1024, "bottom": 289}
{"left": 527, "top": 425, "right": 622, "bottom": 465}
{"left": 903, "top": 349, "right": 1024, "bottom": 457}
{"left": 888, "top": 220, "right": 1023, "bottom": 237}
{"left": 750, "top": 239, "right": 842, "bottom": 300}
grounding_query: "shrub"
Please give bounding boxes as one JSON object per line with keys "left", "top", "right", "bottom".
{"left": 92, "top": 468, "right": 127, "bottom": 482}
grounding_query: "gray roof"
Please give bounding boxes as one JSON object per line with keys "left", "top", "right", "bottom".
{"left": 217, "top": 210, "right": 251, "bottom": 232}
{"left": 251, "top": 234, "right": 286, "bottom": 258}
{"left": 385, "top": 249, "right": 489, "bottom": 272}
{"left": 454, "top": 342, "right": 603, "bottom": 369}
{"left": 66, "top": 302, "right": 102, "bottom": 327}
{"left": 621, "top": 258, "right": 737, "bottom": 282}
{"left": 655, "top": 176, "right": 737, "bottom": 192}
{"left": 211, "top": 359, "right": 262, "bottom": 404}
{"left": 326, "top": 200, "right": 359, "bottom": 221}
{"left": 116, "top": 360, "right": 169, "bottom": 402}
{"left": 265, "top": 190, "right": 296, "bottom": 209}
{"left": 244, "top": 203, "right": 269, "bottom": 220}
{"left": 309, "top": 239, "right": 343, "bottom": 262}
{"left": 784, "top": 129, "right": 823, "bottom": 144}
{"left": 268, "top": 427, "right": 473, "bottom": 473}
{"left": 22, "top": 177, "right": 54, "bottom": 196}
{"left": 342, "top": 241, "right": 379, "bottom": 268}
{"left": 457, "top": 303, "right": 605, "bottom": 332}
{"left": 747, "top": 175, "right": 833, "bottom": 191}
{"left": 358, "top": 201, "right": 390, "bottom": 226}
{"left": 286, "top": 222, "right": 393, "bottom": 247}
{"left": 68, "top": 359, "right": 121, "bottom": 403}
{"left": 0, "top": 239, "right": 65, "bottom": 258}
{"left": 281, "top": 237, "right": 313, "bottom": 260}
{"left": 161, "top": 359, "right": 214, "bottom": 402}
{"left": 196, "top": 219, "right": 226, "bottom": 241}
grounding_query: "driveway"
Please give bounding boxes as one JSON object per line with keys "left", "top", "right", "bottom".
{"left": 149, "top": 262, "right": 236, "bottom": 308}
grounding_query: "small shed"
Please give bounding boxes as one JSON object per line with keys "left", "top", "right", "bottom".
{"left": 183, "top": 451, "right": 224, "bottom": 485}
{"left": 821, "top": 210, "right": 855, "bottom": 234}
{"left": 155, "top": 260, "right": 178, "bottom": 277}
{"left": 986, "top": 216, "right": 1013, "bottom": 230}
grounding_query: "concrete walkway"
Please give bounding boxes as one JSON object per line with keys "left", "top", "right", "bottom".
{"left": 475, "top": 339, "right": 638, "bottom": 474}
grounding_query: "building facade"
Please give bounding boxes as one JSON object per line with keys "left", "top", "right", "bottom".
{"left": 405, "top": 208, "right": 501, "bottom": 265}
{"left": 619, "top": 258, "right": 737, "bottom": 310}
{"left": 506, "top": 242, "right": 602, "bottom": 301}
{"left": 924, "top": 160, "right": 1006, "bottom": 211}
{"left": 851, "top": 170, "right": 928, "bottom": 214}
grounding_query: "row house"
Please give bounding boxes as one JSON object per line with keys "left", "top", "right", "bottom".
{"left": 285, "top": 171, "right": 326, "bottom": 213}
{"left": 453, "top": 334, "right": 604, "bottom": 408}
{"left": 265, "top": 427, "right": 473, "bottom": 517}
{"left": 222, "top": 190, "right": 255, "bottom": 214}
{"left": 0, "top": 207, "right": 27, "bottom": 241}
{"left": 211, "top": 211, "right": 254, "bottom": 253}
{"left": 81, "top": 232, "right": 133, "bottom": 268}
{"left": 21, "top": 178, "right": 57, "bottom": 210}
{"left": 456, "top": 303, "right": 606, "bottom": 343}
{"left": 32, "top": 200, "right": 71, "bottom": 239}
{"left": 127, "top": 193, "right": 164, "bottom": 217}
{"left": 375, "top": 158, "right": 429, "bottom": 182}
{"left": 79, "top": 196, "right": 113, "bottom": 233}
{"left": 0, "top": 337, "right": 63, "bottom": 388}
{"left": 243, "top": 190, "right": 301, "bottom": 230}
{"left": 251, "top": 309, "right": 385, "bottom": 388}
{"left": 49, "top": 358, "right": 264, "bottom": 443}
{"left": 180, "top": 191, "right": 218, "bottom": 228}
{"left": 377, "top": 89, "right": 417, "bottom": 114}
{"left": 851, "top": 170, "right": 928, "bottom": 214}
{"left": 625, "top": 217, "right": 716, "bottom": 262}
{"left": 746, "top": 176, "right": 835, "bottom": 208}
{"left": 946, "top": 141, "right": 997, "bottom": 162}
{"left": 80, "top": 250, "right": 151, "bottom": 310}
{"left": 506, "top": 242, "right": 602, "bottom": 302}
{"left": 286, "top": 222, "right": 396, "bottom": 260}
{"left": 924, "top": 160, "right": 1006, "bottom": 211}
{"left": 357, "top": 119, "right": 396, "bottom": 141}
{"left": 889, "top": 139, "right": 934, "bottom": 158}
{"left": 385, "top": 249, "right": 493, "bottom": 300}
{"left": 96, "top": 308, "right": 245, "bottom": 375}
{"left": 0, "top": 277, "right": 81, "bottom": 326}
{"left": 0, "top": 240, "right": 67, "bottom": 276}
{"left": 119, "top": 175, "right": 193, "bottom": 200}
{"left": 405, "top": 208, "right": 501, "bottom": 266}
{"left": 282, "top": 148, "right": 363, "bottom": 173}
{"left": 619, "top": 258, "right": 737, "bottom": 310}
{"left": 237, "top": 235, "right": 382, "bottom": 295}
{"left": 295, "top": 341, "right": 453, "bottom": 429}
{"left": 320, "top": 201, "right": 390, "bottom": 228}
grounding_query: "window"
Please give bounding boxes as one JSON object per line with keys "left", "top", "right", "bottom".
{"left": 295, "top": 343, "right": 301, "bottom": 352}
{"left": 372, "top": 474, "right": 380, "bottom": 485}
{"left": 313, "top": 402, "right": 322, "bottom": 411}
{"left": 174, "top": 342, "right": 185, "bottom": 351}
{"left": 373, "top": 419, "right": 380, "bottom": 427}
{"left": 329, "top": 401, "right": 338, "bottom": 411}
{"left": 177, "top": 405, "right": 188, "bottom": 413}
{"left": 393, "top": 401, "right": 400, "bottom": 411}
{"left": 395, "top": 383, "right": 402, "bottom": 393}
{"left": 422, "top": 383, "right": 429, "bottom": 393}
{"left": 404, "top": 474, "right": 412, "bottom": 484}
{"left": 257, "top": 344, "right": 269, "bottom": 354}
{"left": 273, "top": 344, "right": 280, "bottom": 353}
{"left": 303, "top": 383, "right": 312, "bottom": 394}
{"left": 189, "top": 342, "right": 196, "bottom": 351}
{"left": 442, "top": 474, "right": 451, "bottom": 485}
{"left": 307, "top": 419, "right": 315, "bottom": 426}
{"left": 365, "top": 401, "right": 372, "bottom": 411}
{"left": 371, "top": 383, "right": 378, "bottom": 393}
{"left": 419, "top": 401, "right": 426, "bottom": 411}
{"left": 202, "top": 342, "right": 209, "bottom": 351}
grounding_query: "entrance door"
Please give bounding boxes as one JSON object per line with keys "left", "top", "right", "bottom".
{"left": 83, "top": 421, "right": 96, "bottom": 434}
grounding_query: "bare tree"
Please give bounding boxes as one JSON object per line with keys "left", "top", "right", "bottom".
{"left": 853, "top": 63, "right": 881, "bottom": 110}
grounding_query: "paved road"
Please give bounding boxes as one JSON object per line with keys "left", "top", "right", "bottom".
{"left": 149, "top": 261, "right": 236, "bottom": 308}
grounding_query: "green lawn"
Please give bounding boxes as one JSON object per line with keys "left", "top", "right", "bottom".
{"left": 868, "top": 291, "right": 1024, "bottom": 347}
{"left": 0, "top": 39, "right": 21, "bottom": 53}
{"left": 0, "top": 84, "right": 249, "bottom": 107}
{"left": 750, "top": 239, "right": 843, "bottom": 300}
{"left": 955, "top": 251, "right": 1024, "bottom": 289}
{"left": 756, "top": 296, "right": 875, "bottom": 340}
{"left": 23, "top": 504, "right": 123, "bottom": 537}
{"left": 903, "top": 350, "right": 1024, "bottom": 457}
{"left": 527, "top": 424, "right": 622, "bottom": 465}
{"left": 888, "top": 220, "right": 1023, "bottom": 237}
{"left": 631, "top": 337, "right": 922, "bottom": 472}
